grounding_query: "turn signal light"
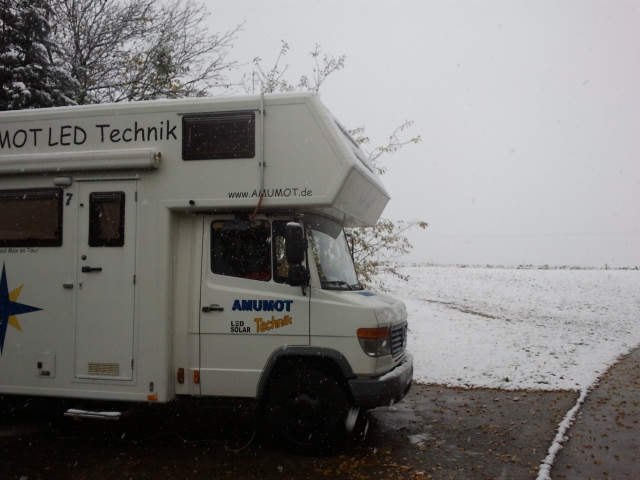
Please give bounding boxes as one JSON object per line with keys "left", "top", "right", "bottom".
{"left": 357, "top": 327, "right": 391, "bottom": 357}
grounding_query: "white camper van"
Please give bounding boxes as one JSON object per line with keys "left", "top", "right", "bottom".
{"left": 0, "top": 93, "right": 412, "bottom": 452}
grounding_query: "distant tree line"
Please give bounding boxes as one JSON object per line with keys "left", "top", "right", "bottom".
{"left": 407, "top": 263, "right": 639, "bottom": 271}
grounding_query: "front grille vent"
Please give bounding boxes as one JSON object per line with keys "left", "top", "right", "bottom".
{"left": 390, "top": 323, "right": 407, "bottom": 358}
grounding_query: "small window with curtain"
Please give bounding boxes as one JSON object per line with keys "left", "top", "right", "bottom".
{"left": 182, "top": 111, "right": 256, "bottom": 160}
{"left": 0, "top": 188, "right": 63, "bottom": 247}
{"left": 89, "top": 192, "right": 125, "bottom": 247}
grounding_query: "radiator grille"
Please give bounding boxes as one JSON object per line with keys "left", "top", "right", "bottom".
{"left": 390, "top": 323, "right": 408, "bottom": 357}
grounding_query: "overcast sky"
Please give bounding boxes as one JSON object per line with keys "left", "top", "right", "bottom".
{"left": 211, "top": 0, "right": 640, "bottom": 267}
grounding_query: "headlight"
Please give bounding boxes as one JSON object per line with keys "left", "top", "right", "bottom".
{"left": 357, "top": 327, "right": 391, "bottom": 357}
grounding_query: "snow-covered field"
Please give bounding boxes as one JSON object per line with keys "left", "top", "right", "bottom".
{"left": 379, "top": 266, "right": 640, "bottom": 392}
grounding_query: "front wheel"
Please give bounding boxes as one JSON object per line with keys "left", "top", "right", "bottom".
{"left": 263, "top": 369, "right": 350, "bottom": 455}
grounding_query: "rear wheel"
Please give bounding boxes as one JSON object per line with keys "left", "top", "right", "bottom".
{"left": 264, "top": 369, "right": 349, "bottom": 454}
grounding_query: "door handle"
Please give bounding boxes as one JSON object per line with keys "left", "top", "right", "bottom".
{"left": 202, "top": 304, "right": 224, "bottom": 312}
{"left": 81, "top": 266, "right": 103, "bottom": 273}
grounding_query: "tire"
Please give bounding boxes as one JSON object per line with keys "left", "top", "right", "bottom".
{"left": 263, "top": 369, "right": 349, "bottom": 455}
{"left": 352, "top": 410, "right": 371, "bottom": 443}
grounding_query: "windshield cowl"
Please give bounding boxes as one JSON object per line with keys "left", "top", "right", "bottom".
{"left": 320, "top": 280, "right": 364, "bottom": 291}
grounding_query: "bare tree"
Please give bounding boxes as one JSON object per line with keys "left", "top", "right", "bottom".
{"left": 347, "top": 122, "right": 427, "bottom": 288}
{"left": 245, "top": 41, "right": 345, "bottom": 95}
{"left": 248, "top": 43, "right": 427, "bottom": 287}
{"left": 51, "top": 0, "right": 241, "bottom": 104}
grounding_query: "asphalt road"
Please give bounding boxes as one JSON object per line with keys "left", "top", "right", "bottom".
{"left": 550, "top": 347, "right": 640, "bottom": 480}
{"left": 1, "top": 384, "right": 578, "bottom": 480}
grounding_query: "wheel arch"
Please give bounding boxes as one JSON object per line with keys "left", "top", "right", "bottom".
{"left": 256, "top": 346, "right": 355, "bottom": 401}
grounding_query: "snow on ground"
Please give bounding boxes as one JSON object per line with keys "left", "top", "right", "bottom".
{"left": 379, "top": 266, "right": 640, "bottom": 391}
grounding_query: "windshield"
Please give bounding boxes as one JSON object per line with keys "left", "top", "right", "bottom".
{"left": 308, "top": 218, "right": 361, "bottom": 290}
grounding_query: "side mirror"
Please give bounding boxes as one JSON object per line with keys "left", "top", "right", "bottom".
{"left": 285, "top": 222, "right": 309, "bottom": 288}
{"left": 285, "top": 222, "right": 306, "bottom": 265}
{"left": 288, "top": 264, "right": 310, "bottom": 287}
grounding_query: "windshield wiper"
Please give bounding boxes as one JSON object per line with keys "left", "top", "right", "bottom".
{"left": 321, "top": 280, "right": 353, "bottom": 290}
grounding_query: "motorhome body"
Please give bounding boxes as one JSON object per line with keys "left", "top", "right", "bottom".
{"left": 0, "top": 93, "right": 412, "bottom": 451}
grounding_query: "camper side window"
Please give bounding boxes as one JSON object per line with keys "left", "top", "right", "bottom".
{"left": 88, "top": 192, "right": 125, "bottom": 247}
{"left": 182, "top": 112, "right": 255, "bottom": 160}
{"left": 210, "top": 220, "right": 271, "bottom": 281}
{"left": 0, "top": 188, "right": 63, "bottom": 247}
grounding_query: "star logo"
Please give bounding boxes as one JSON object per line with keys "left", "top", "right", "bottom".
{"left": 0, "top": 263, "right": 42, "bottom": 355}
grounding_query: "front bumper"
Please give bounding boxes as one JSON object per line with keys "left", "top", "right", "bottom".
{"left": 348, "top": 352, "right": 413, "bottom": 408}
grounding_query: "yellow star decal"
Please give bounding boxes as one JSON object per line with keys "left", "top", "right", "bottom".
{"left": 9, "top": 285, "right": 23, "bottom": 331}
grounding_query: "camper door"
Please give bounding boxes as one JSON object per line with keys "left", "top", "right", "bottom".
{"left": 75, "top": 181, "right": 137, "bottom": 381}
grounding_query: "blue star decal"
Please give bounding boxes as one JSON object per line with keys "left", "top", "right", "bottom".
{"left": 0, "top": 263, "right": 42, "bottom": 355}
